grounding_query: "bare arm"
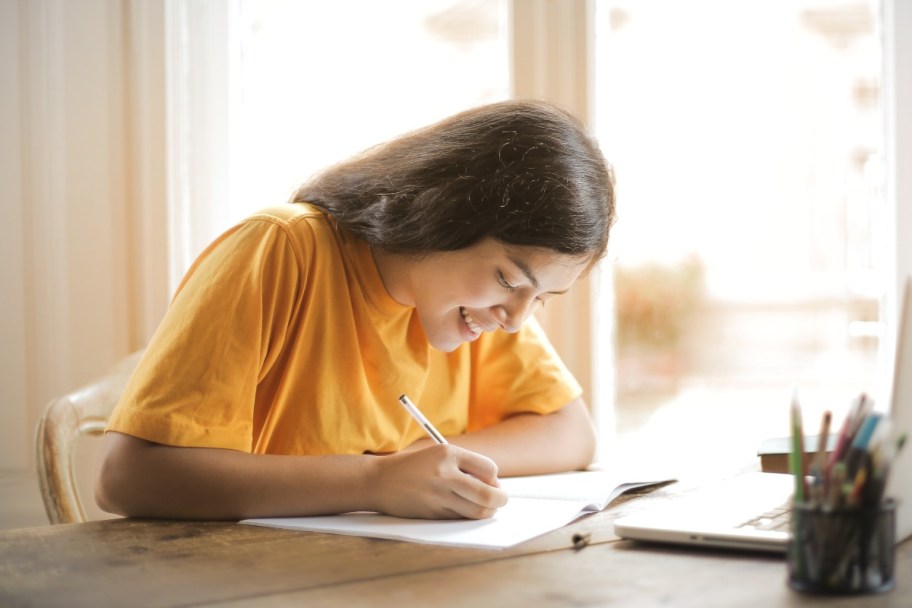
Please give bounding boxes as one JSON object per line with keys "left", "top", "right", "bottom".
{"left": 408, "top": 397, "right": 597, "bottom": 477}
{"left": 95, "top": 432, "right": 506, "bottom": 521}
{"left": 96, "top": 398, "right": 592, "bottom": 519}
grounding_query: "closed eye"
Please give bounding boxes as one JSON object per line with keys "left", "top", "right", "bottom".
{"left": 500, "top": 272, "right": 546, "bottom": 307}
{"left": 498, "top": 272, "right": 516, "bottom": 292}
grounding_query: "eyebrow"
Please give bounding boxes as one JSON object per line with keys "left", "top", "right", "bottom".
{"left": 508, "top": 256, "right": 571, "bottom": 296}
{"left": 509, "top": 256, "right": 539, "bottom": 288}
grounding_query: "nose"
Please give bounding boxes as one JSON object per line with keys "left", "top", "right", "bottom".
{"left": 492, "top": 295, "right": 537, "bottom": 333}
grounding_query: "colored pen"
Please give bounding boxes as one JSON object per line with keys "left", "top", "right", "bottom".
{"left": 813, "top": 410, "right": 832, "bottom": 475}
{"left": 812, "top": 410, "right": 831, "bottom": 504}
{"left": 826, "top": 393, "right": 865, "bottom": 473}
{"left": 843, "top": 412, "right": 883, "bottom": 478}
{"left": 398, "top": 394, "right": 448, "bottom": 445}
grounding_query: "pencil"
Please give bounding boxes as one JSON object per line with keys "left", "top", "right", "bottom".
{"left": 813, "top": 411, "right": 832, "bottom": 474}
{"left": 826, "top": 394, "right": 864, "bottom": 472}
{"left": 812, "top": 410, "right": 831, "bottom": 503}
{"left": 398, "top": 394, "right": 448, "bottom": 445}
{"left": 789, "top": 389, "right": 806, "bottom": 504}
{"left": 788, "top": 389, "right": 808, "bottom": 582}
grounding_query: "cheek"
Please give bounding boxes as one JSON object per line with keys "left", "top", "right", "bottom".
{"left": 457, "top": 286, "right": 503, "bottom": 310}
{"left": 426, "top": 280, "right": 498, "bottom": 310}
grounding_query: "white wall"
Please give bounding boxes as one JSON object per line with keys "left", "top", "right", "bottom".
{"left": 0, "top": 0, "right": 169, "bottom": 474}
{"left": 1, "top": 0, "right": 29, "bottom": 470}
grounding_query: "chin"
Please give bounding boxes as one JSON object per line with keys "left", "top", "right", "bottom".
{"left": 420, "top": 315, "right": 464, "bottom": 353}
{"left": 424, "top": 328, "right": 466, "bottom": 353}
{"left": 429, "top": 338, "right": 461, "bottom": 353}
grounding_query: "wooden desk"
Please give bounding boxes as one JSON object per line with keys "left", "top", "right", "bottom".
{"left": 1, "top": 488, "right": 909, "bottom": 608}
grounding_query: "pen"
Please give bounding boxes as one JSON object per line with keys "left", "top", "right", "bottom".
{"left": 843, "top": 412, "right": 883, "bottom": 479}
{"left": 398, "top": 394, "right": 448, "bottom": 445}
{"left": 813, "top": 411, "right": 832, "bottom": 475}
{"left": 812, "top": 410, "right": 831, "bottom": 504}
{"left": 826, "top": 393, "right": 866, "bottom": 473}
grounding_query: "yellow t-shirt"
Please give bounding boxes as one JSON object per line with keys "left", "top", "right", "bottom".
{"left": 107, "top": 204, "right": 582, "bottom": 455}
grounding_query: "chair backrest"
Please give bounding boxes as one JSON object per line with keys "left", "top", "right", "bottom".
{"left": 35, "top": 350, "right": 144, "bottom": 524}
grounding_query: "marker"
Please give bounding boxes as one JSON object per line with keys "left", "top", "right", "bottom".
{"left": 398, "top": 394, "right": 448, "bottom": 445}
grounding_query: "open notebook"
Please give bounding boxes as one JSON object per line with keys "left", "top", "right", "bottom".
{"left": 613, "top": 277, "right": 912, "bottom": 553}
{"left": 241, "top": 470, "right": 668, "bottom": 550}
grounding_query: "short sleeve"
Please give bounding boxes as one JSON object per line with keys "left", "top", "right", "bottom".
{"left": 466, "top": 316, "right": 582, "bottom": 431}
{"left": 107, "top": 217, "right": 303, "bottom": 451}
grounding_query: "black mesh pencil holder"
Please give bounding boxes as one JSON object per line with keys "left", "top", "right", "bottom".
{"left": 788, "top": 499, "right": 896, "bottom": 594}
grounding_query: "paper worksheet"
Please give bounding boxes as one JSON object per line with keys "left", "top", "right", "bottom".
{"left": 240, "top": 470, "right": 668, "bottom": 550}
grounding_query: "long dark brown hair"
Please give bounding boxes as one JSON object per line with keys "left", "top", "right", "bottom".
{"left": 292, "top": 99, "right": 616, "bottom": 263}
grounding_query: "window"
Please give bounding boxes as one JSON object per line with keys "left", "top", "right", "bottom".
{"left": 168, "top": 0, "right": 509, "bottom": 286}
{"left": 228, "top": 0, "right": 509, "bottom": 218}
{"left": 165, "top": 0, "right": 907, "bottom": 476}
{"left": 594, "top": 1, "right": 885, "bottom": 473}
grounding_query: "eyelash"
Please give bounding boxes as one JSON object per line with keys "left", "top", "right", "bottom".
{"left": 498, "top": 273, "right": 546, "bottom": 306}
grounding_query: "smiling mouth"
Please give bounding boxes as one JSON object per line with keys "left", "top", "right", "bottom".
{"left": 459, "top": 307, "right": 485, "bottom": 336}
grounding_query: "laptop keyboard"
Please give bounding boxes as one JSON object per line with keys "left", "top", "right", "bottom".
{"left": 736, "top": 502, "right": 791, "bottom": 532}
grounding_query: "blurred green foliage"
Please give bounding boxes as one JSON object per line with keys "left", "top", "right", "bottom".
{"left": 615, "top": 257, "right": 705, "bottom": 351}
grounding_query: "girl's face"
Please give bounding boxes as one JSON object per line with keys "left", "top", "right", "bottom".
{"left": 376, "top": 238, "right": 589, "bottom": 352}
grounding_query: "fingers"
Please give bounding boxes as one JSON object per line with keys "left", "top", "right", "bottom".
{"left": 447, "top": 481, "right": 508, "bottom": 519}
{"left": 454, "top": 448, "right": 501, "bottom": 487}
{"left": 451, "top": 449, "right": 507, "bottom": 503}
{"left": 437, "top": 446, "right": 508, "bottom": 519}
{"left": 441, "top": 492, "right": 503, "bottom": 520}
{"left": 427, "top": 475, "right": 507, "bottom": 520}
{"left": 371, "top": 444, "right": 508, "bottom": 520}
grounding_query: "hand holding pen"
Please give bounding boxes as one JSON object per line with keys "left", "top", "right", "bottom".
{"left": 363, "top": 393, "right": 507, "bottom": 520}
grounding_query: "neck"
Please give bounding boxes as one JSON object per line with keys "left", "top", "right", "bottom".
{"left": 369, "top": 246, "right": 413, "bottom": 306}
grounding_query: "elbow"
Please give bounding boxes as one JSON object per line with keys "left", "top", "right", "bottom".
{"left": 94, "top": 432, "right": 149, "bottom": 517}
{"left": 563, "top": 398, "right": 598, "bottom": 470}
{"left": 94, "top": 447, "right": 130, "bottom": 517}
{"left": 94, "top": 471, "right": 122, "bottom": 517}
{"left": 574, "top": 420, "right": 598, "bottom": 470}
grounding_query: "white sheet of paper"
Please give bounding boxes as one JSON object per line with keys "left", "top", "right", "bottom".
{"left": 498, "top": 470, "right": 655, "bottom": 510}
{"left": 243, "top": 497, "right": 592, "bottom": 550}
{"left": 241, "top": 471, "right": 670, "bottom": 549}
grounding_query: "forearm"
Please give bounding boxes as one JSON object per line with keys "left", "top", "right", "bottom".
{"left": 95, "top": 432, "right": 376, "bottom": 520}
{"left": 96, "top": 431, "right": 508, "bottom": 521}
{"left": 444, "top": 398, "right": 597, "bottom": 477}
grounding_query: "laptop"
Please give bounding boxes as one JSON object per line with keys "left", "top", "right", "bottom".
{"left": 613, "top": 277, "right": 912, "bottom": 553}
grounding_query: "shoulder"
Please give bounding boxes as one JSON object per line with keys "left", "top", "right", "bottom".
{"left": 192, "top": 203, "right": 360, "bottom": 289}
{"left": 177, "top": 204, "right": 341, "bottom": 288}
{"left": 244, "top": 203, "right": 332, "bottom": 234}
{"left": 234, "top": 203, "right": 345, "bottom": 255}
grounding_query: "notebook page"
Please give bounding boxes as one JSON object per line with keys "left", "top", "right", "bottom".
{"left": 242, "top": 496, "right": 591, "bottom": 550}
{"left": 499, "top": 471, "right": 665, "bottom": 510}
